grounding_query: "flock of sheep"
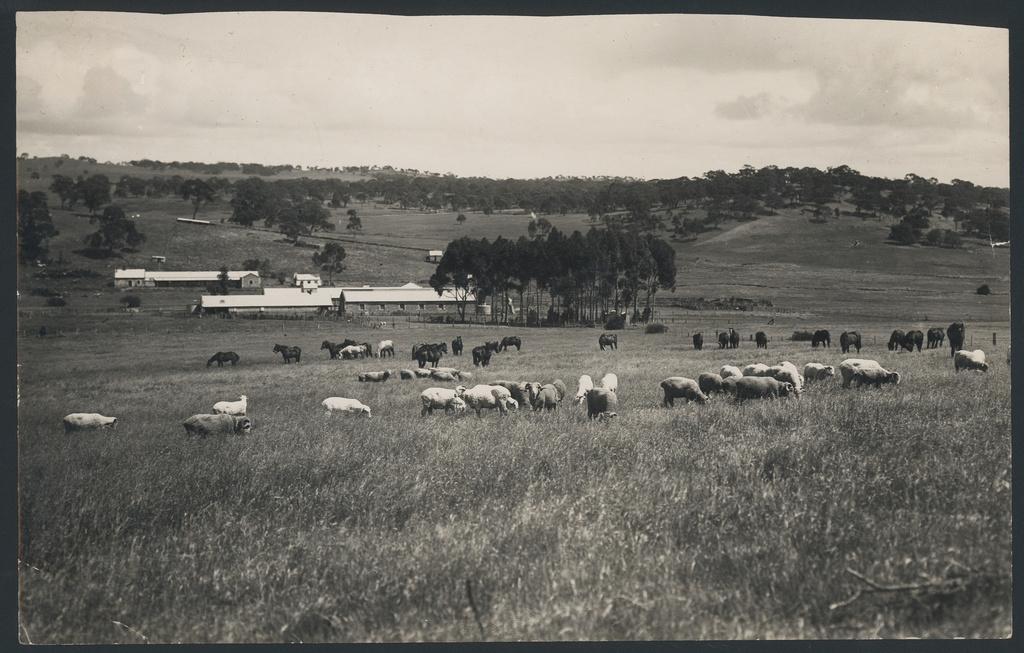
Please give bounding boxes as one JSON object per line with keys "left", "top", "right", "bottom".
{"left": 60, "top": 325, "right": 999, "bottom": 436}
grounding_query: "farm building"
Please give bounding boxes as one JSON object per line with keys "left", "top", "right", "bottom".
{"left": 115, "top": 269, "right": 261, "bottom": 289}
{"left": 197, "top": 282, "right": 472, "bottom": 315}
{"left": 425, "top": 249, "right": 444, "bottom": 263}
{"left": 293, "top": 273, "right": 322, "bottom": 290}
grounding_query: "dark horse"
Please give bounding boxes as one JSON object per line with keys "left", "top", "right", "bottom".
{"left": 598, "top": 333, "right": 618, "bottom": 351}
{"left": 207, "top": 351, "right": 239, "bottom": 367}
{"left": 273, "top": 344, "right": 301, "bottom": 363}
{"left": 472, "top": 345, "right": 492, "bottom": 367}
{"left": 451, "top": 336, "right": 464, "bottom": 356}
{"left": 692, "top": 332, "right": 703, "bottom": 351}
{"left": 415, "top": 344, "right": 443, "bottom": 368}
{"left": 755, "top": 332, "right": 768, "bottom": 349}
{"left": 500, "top": 336, "right": 522, "bottom": 352}
{"left": 947, "top": 321, "right": 965, "bottom": 358}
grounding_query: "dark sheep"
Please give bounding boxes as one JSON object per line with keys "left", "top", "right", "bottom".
{"left": 584, "top": 387, "right": 618, "bottom": 419}
{"left": 660, "top": 377, "right": 709, "bottom": 407}
{"left": 735, "top": 376, "right": 795, "bottom": 401}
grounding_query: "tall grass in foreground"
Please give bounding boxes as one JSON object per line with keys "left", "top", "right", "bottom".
{"left": 18, "top": 326, "right": 1011, "bottom": 642}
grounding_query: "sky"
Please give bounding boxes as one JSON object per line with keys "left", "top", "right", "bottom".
{"left": 16, "top": 11, "right": 1010, "bottom": 186}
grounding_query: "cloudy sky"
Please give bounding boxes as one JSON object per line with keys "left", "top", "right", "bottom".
{"left": 16, "top": 12, "right": 1009, "bottom": 186}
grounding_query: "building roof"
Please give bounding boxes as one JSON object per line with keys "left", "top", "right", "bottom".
{"left": 427, "top": 250, "right": 443, "bottom": 256}
{"left": 341, "top": 287, "right": 471, "bottom": 304}
{"left": 115, "top": 269, "right": 258, "bottom": 281}
{"left": 201, "top": 288, "right": 337, "bottom": 309}
{"left": 200, "top": 284, "right": 470, "bottom": 309}
{"left": 293, "top": 273, "right": 321, "bottom": 281}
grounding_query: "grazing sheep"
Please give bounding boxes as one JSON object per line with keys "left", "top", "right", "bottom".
{"left": 660, "top": 377, "right": 709, "bottom": 407}
{"left": 599, "top": 373, "right": 618, "bottom": 394}
{"left": 551, "top": 379, "right": 567, "bottom": 402}
{"left": 493, "top": 380, "right": 531, "bottom": 406}
{"left": 803, "top": 363, "right": 836, "bottom": 383}
{"left": 460, "top": 384, "right": 513, "bottom": 417}
{"left": 850, "top": 367, "right": 901, "bottom": 388}
{"left": 212, "top": 395, "right": 248, "bottom": 416}
{"left": 183, "top": 414, "right": 252, "bottom": 437}
{"left": 584, "top": 387, "right": 618, "bottom": 419}
{"left": 506, "top": 398, "right": 520, "bottom": 412}
{"left": 420, "top": 386, "right": 468, "bottom": 416}
{"left": 322, "top": 397, "right": 372, "bottom": 417}
{"left": 430, "top": 367, "right": 462, "bottom": 379}
{"left": 574, "top": 374, "right": 595, "bottom": 405}
{"left": 697, "top": 372, "right": 726, "bottom": 395}
{"left": 838, "top": 359, "right": 886, "bottom": 388}
{"left": 531, "top": 384, "right": 561, "bottom": 411}
{"left": 734, "top": 377, "right": 795, "bottom": 401}
{"left": 766, "top": 363, "right": 803, "bottom": 395}
{"left": 721, "top": 376, "right": 740, "bottom": 396}
{"left": 430, "top": 371, "right": 458, "bottom": 382}
{"left": 720, "top": 365, "right": 743, "bottom": 379}
{"left": 377, "top": 340, "right": 395, "bottom": 358}
{"left": 954, "top": 349, "right": 988, "bottom": 373}
{"left": 399, "top": 369, "right": 417, "bottom": 380}
{"left": 358, "top": 370, "right": 392, "bottom": 382}
{"left": 742, "top": 363, "right": 771, "bottom": 377}
{"left": 63, "top": 413, "right": 118, "bottom": 433}
{"left": 413, "top": 368, "right": 433, "bottom": 378}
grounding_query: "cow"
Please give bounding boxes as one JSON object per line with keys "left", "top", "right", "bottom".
{"left": 947, "top": 322, "right": 966, "bottom": 358}
{"left": 500, "top": 336, "right": 522, "bottom": 352}
{"left": 811, "top": 330, "right": 831, "bottom": 348}
{"left": 927, "top": 327, "right": 945, "bottom": 349}
{"left": 183, "top": 414, "right": 252, "bottom": 437}
{"left": 63, "top": 413, "right": 118, "bottom": 433}
{"left": 729, "top": 329, "right": 740, "bottom": 349}
{"left": 598, "top": 333, "right": 618, "bottom": 350}
{"left": 206, "top": 351, "right": 239, "bottom": 367}
{"left": 734, "top": 377, "right": 795, "bottom": 401}
{"left": 839, "top": 331, "right": 861, "bottom": 354}
{"left": 451, "top": 336, "right": 464, "bottom": 356}
{"left": 661, "top": 377, "right": 709, "bottom": 407}
{"left": 718, "top": 332, "right": 730, "bottom": 349}
{"left": 887, "top": 330, "right": 905, "bottom": 352}
{"left": 273, "top": 344, "right": 301, "bottom": 363}
{"left": 692, "top": 333, "right": 703, "bottom": 351}
{"left": 954, "top": 350, "right": 988, "bottom": 372}
{"left": 755, "top": 331, "right": 768, "bottom": 349}
{"left": 472, "top": 345, "right": 492, "bottom": 367}
{"left": 899, "top": 330, "right": 924, "bottom": 353}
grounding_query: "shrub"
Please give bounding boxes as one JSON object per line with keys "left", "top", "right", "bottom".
{"left": 604, "top": 314, "right": 626, "bottom": 330}
{"left": 977, "top": 284, "right": 991, "bottom": 295}
{"left": 645, "top": 323, "right": 668, "bottom": 334}
{"left": 45, "top": 297, "right": 66, "bottom": 307}
{"left": 925, "top": 228, "right": 944, "bottom": 246}
{"left": 943, "top": 230, "right": 963, "bottom": 248}
{"left": 120, "top": 294, "right": 142, "bottom": 308}
{"left": 791, "top": 330, "right": 814, "bottom": 342}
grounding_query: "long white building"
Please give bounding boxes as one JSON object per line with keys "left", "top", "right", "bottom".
{"left": 198, "top": 282, "right": 473, "bottom": 315}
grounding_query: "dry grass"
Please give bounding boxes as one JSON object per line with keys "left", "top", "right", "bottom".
{"left": 18, "top": 319, "right": 1011, "bottom": 642}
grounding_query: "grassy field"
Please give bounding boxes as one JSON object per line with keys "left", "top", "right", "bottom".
{"left": 17, "top": 317, "right": 1011, "bottom": 642}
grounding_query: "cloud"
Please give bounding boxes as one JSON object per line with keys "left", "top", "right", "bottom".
{"left": 75, "top": 65, "right": 149, "bottom": 117}
{"left": 714, "top": 92, "right": 776, "bottom": 120}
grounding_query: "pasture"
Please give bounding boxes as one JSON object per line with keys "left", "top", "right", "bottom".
{"left": 17, "top": 318, "right": 1011, "bottom": 642}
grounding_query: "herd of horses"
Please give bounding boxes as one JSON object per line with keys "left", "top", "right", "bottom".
{"left": 686, "top": 321, "right": 967, "bottom": 357}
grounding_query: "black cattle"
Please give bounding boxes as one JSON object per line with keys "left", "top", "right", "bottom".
{"left": 415, "top": 344, "right": 444, "bottom": 368}
{"left": 207, "top": 351, "right": 239, "bottom": 367}
{"left": 811, "top": 329, "right": 831, "bottom": 348}
{"left": 692, "top": 332, "right": 703, "bottom": 351}
{"left": 452, "top": 336, "right": 464, "bottom": 356}
{"left": 729, "top": 329, "right": 740, "bottom": 349}
{"left": 947, "top": 322, "right": 965, "bottom": 358}
{"left": 899, "top": 330, "right": 924, "bottom": 353}
{"left": 472, "top": 345, "right": 492, "bottom": 367}
{"left": 755, "top": 331, "right": 768, "bottom": 349}
{"left": 839, "top": 331, "right": 862, "bottom": 354}
{"left": 887, "top": 330, "right": 905, "bottom": 352}
{"left": 926, "top": 327, "right": 945, "bottom": 349}
{"left": 500, "top": 336, "right": 522, "bottom": 352}
{"left": 718, "top": 331, "right": 729, "bottom": 349}
{"left": 273, "top": 344, "right": 301, "bottom": 363}
{"left": 598, "top": 333, "right": 618, "bottom": 350}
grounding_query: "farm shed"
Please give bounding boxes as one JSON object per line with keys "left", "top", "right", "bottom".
{"left": 425, "top": 249, "right": 444, "bottom": 263}
{"left": 292, "top": 273, "right": 322, "bottom": 290}
{"left": 200, "top": 287, "right": 341, "bottom": 315}
{"left": 338, "top": 283, "right": 472, "bottom": 314}
{"left": 115, "top": 269, "right": 261, "bottom": 289}
{"left": 196, "top": 283, "right": 470, "bottom": 315}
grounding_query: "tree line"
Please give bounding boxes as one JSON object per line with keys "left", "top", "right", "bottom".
{"left": 428, "top": 227, "right": 676, "bottom": 326}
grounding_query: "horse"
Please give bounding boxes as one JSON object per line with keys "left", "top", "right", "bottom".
{"left": 207, "top": 351, "right": 239, "bottom": 367}
{"left": 273, "top": 344, "right": 302, "bottom": 364}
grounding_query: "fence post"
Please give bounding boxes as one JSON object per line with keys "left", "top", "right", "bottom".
{"left": 993, "top": 332, "right": 997, "bottom": 347}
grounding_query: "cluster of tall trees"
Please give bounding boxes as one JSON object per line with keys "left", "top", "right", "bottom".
{"left": 429, "top": 227, "right": 676, "bottom": 325}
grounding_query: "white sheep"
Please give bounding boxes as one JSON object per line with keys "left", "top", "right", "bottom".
{"left": 742, "top": 363, "right": 771, "bottom": 376}
{"left": 954, "top": 349, "right": 989, "bottom": 373}
{"left": 838, "top": 359, "right": 887, "bottom": 388}
{"left": 63, "top": 413, "right": 118, "bottom": 433}
{"left": 574, "top": 374, "right": 595, "bottom": 405}
{"left": 599, "top": 372, "right": 618, "bottom": 394}
{"left": 719, "top": 365, "right": 743, "bottom": 379}
{"left": 803, "top": 363, "right": 835, "bottom": 383}
{"left": 322, "top": 397, "right": 372, "bottom": 417}
{"left": 213, "top": 395, "right": 248, "bottom": 416}
{"left": 420, "top": 386, "right": 468, "bottom": 416}
{"left": 460, "top": 384, "right": 513, "bottom": 417}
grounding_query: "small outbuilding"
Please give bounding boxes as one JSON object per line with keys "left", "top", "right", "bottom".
{"left": 425, "top": 250, "right": 443, "bottom": 263}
